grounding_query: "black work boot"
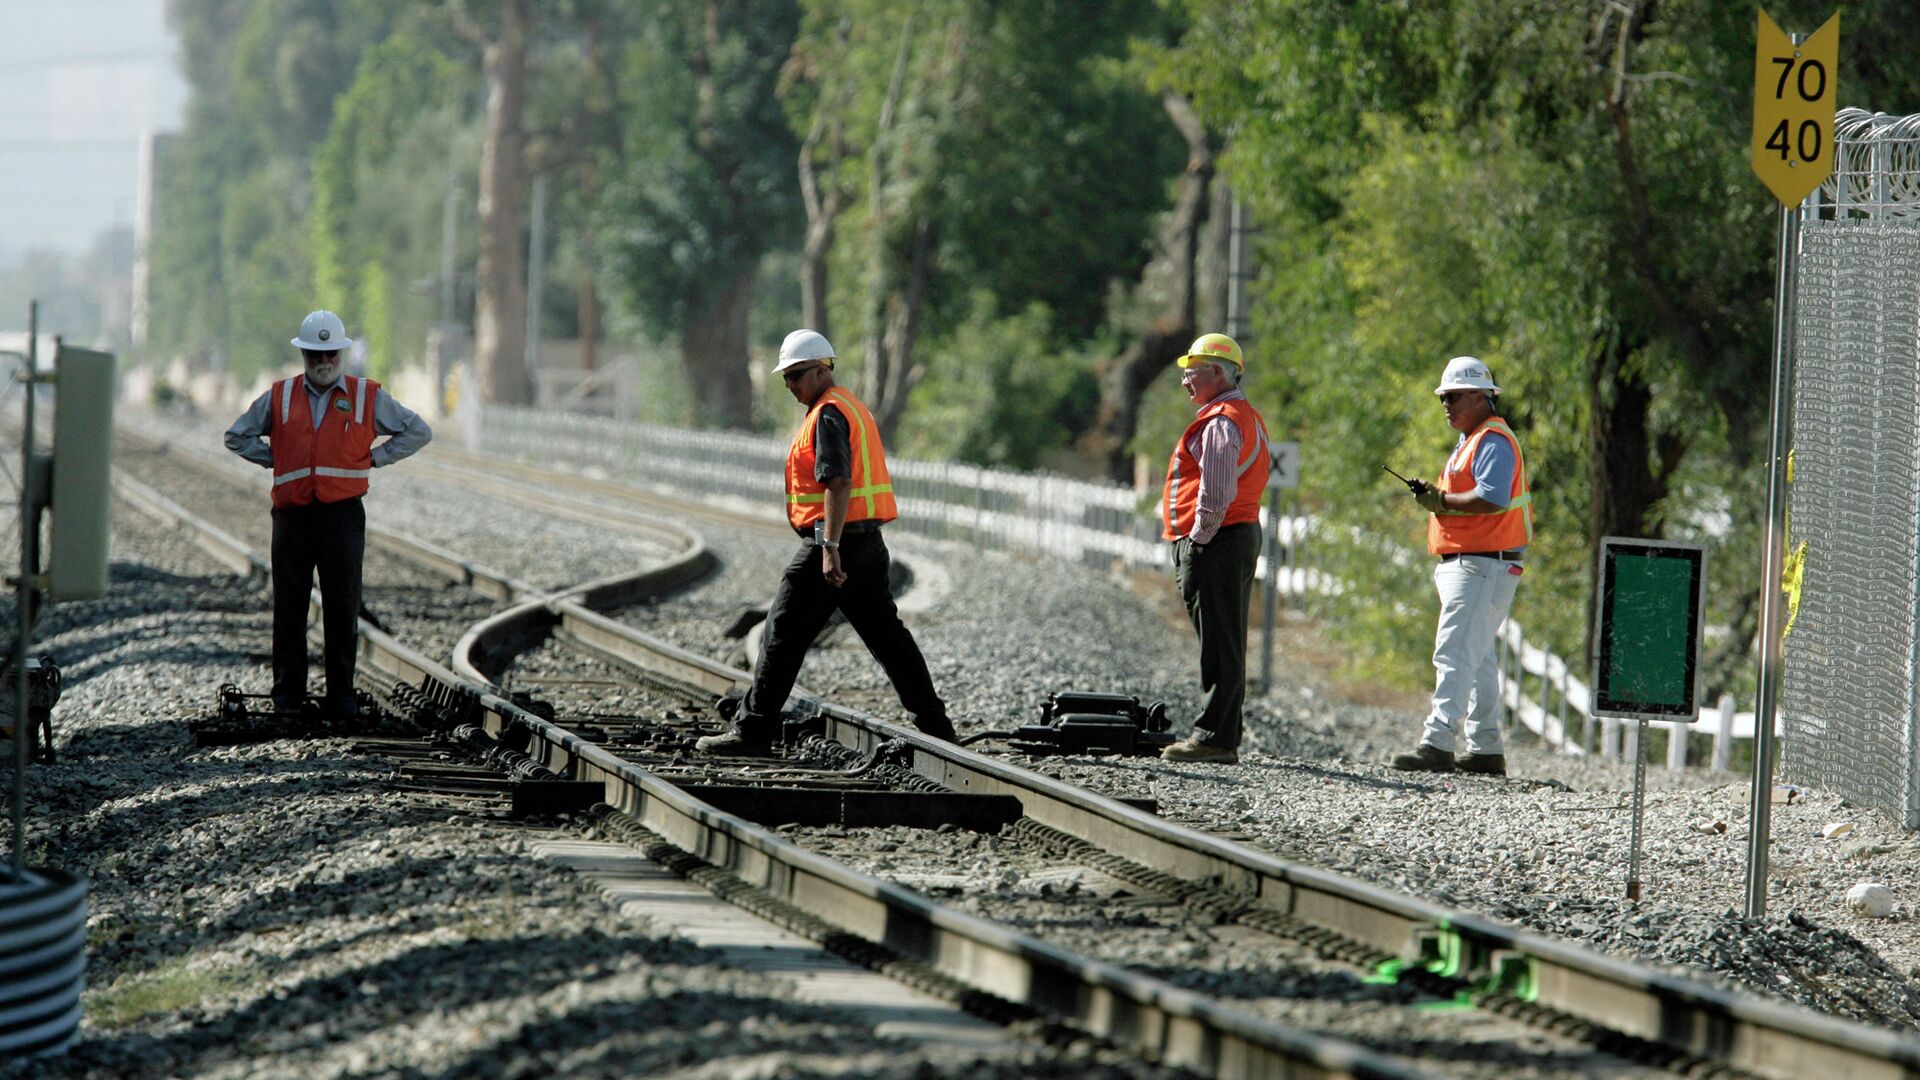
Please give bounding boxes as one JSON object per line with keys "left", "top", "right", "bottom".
{"left": 1389, "top": 743, "right": 1456, "bottom": 772}
{"left": 694, "top": 727, "right": 774, "bottom": 756}
{"left": 1456, "top": 752, "right": 1507, "bottom": 776}
{"left": 915, "top": 715, "right": 958, "bottom": 742}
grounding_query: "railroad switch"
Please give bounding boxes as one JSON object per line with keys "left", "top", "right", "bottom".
{"left": 0, "top": 656, "right": 60, "bottom": 764}
{"left": 192, "top": 685, "right": 387, "bottom": 746}
{"left": 963, "top": 690, "right": 1174, "bottom": 757}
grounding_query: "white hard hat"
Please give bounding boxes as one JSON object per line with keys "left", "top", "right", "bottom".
{"left": 772, "top": 328, "right": 835, "bottom": 374}
{"left": 1434, "top": 355, "right": 1500, "bottom": 396}
{"left": 292, "top": 310, "right": 353, "bottom": 352}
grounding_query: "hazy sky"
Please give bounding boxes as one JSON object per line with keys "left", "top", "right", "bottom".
{"left": 0, "top": 0, "right": 189, "bottom": 260}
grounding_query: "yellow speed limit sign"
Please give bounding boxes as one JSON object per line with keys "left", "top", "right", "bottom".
{"left": 1751, "top": 10, "right": 1839, "bottom": 206}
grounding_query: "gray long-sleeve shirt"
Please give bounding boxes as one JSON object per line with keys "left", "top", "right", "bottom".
{"left": 224, "top": 375, "right": 432, "bottom": 469}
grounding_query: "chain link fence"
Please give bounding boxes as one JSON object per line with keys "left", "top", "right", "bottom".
{"left": 1782, "top": 107, "right": 1920, "bottom": 827}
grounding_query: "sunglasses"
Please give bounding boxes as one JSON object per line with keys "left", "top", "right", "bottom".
{"left": 1439, "top": 391, "right": 1473, "bottom": 404}
{"left": 781, "top": 366, "right": 819, "bottom": 383}
{"left": 302, "top": 349, "right": 343, "bottom": 361}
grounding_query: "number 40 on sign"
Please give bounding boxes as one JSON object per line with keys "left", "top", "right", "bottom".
{"left": 1751, "top": 9, "right": 1838, "bottom": 207}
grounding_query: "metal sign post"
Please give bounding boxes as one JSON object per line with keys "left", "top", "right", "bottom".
{"left": 9, "top": 303, "right": 36, "bottom": 883}
{"left": 1260, "top": 441, "right": 1300, "bottom": 694}
{"left": 1592, "top": 537, "right": 1708, "bottom": 902}
{"left": 1744, "top": 11, "right": 1837, "bottom": 919}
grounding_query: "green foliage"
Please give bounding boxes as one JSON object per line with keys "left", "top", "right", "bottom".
{"left": 312, "top": 34, "right": 472, "bottom": 380}
{"left": 597, "top": 1, "right": 802, "bottom": 335}
{"left": 89, "top": 956, "right": 239, "bottom": 1029}
{"left": 896, "top": 296, "right": 1098, "bottom": 470}
{"left": 779, "top": 0, "right": 1181, "bottom": 439}
{"left": 216, "top": 165, "right": 314, "bottom": 384}
{"left": 1155, "top": 0, "right": 1852, "bottom": 687}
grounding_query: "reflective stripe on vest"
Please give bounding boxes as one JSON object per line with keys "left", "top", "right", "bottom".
{"left": 785, "top": 387, "right": 898, "bottom": 530}
{"left": 1161, "top": 396, "right": 1270, "bottom": 541}
{"left": 269, "top": 375, "right": 380, "bottom": 508}
{"left": 1427, "top": 417, "right": 1532, "bottom": 555}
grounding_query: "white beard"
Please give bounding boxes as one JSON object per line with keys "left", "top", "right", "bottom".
{"left": 306, "top": 364, "right": 340, "bottom": 388}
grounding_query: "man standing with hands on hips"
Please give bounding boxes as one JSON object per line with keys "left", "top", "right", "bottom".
{"left": 1391, "top": 356, "right": 1531, "bottom": 777}
{"left": 696, "top": 329, "right": 956, "bottom": 755}
{"left": 1159, "top": 333, "right": 1270, "bottom": 765}
{"left": 224, "top": 310, "right": 433, "bottom": 720}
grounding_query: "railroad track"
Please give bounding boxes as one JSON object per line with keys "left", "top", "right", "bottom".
{"left": 111, "top": 426, "right": 1920, "bottom": 1079}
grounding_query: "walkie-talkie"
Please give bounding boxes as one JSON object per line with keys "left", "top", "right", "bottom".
{"left": 1383, "top": 465, "right": 1429, "bottom": 495}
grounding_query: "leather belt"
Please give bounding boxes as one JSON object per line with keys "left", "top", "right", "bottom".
{"left": 1439, "top": 549, "right": 1524, "bottom": 562}
{"left": 795, "top": 519, "right": 884, "bottom": 540}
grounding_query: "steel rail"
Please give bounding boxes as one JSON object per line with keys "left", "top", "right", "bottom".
{"left": 125, "top": 430, "right": 1920, "bottom": 1079}
{"left": 436, "top": 516, "right": 1920, "bottom": 1080}
{"left": 123, "top": 436, "right": 1428, "bottom": 1079}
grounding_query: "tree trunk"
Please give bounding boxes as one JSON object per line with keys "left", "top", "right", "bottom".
{"left": 865, "top": 214, "right": 935, "bottom": 440}
{"left": 1587, "top": 338, "right": 1663, "bottom": 548}
{"left": 797, "top": 18, "right": 854, "bottom": 338}
{"left": 798, "top": 111, "right": 848, "bottom": 338}
{"left": 679, "top": 262, "right": 756, "bottom": 429}
{"left": 577, "top": 154, "right": 600, "bottom": 376}
{"left": 856, "top": 14, "right": 919, "bottom": 434}
{"left": 1086, "top": 90, "right": 1215, "bottom": 481}
{"left": 475, "top": 0, "right": 531, "bottom": 405}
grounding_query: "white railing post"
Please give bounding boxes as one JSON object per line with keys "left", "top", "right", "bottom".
{"left": 1666, "top": 719, "right": 1689, "bottom": 771}
{"left": 1713, "top": 692, "right": 1735, "bottom": 772}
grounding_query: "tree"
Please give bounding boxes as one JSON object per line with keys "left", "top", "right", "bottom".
{"left": 311, "top": 35, "right": 470, "bottom": 381}
{"left": 458, "top": 0, "right": 533, "bottom": 405}
{"left": 1085, "top": 89, "right": 1217, "bottom": 480}
{"left": 599, "top": 0, "right": 803, "bottom": 429}
{"left": 1157, "top": 0, "right": 1920, "bottom": 684}
{"left": 787, "top": 0, "right": 1178, "bottom": 440}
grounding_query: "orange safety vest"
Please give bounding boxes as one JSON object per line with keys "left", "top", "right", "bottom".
{"left": 1161, "top": 396, "right": 1270, "bottom": 541}
{"left": 269, "top": 374, "right": 378, "bottom": 509}
{"left": 1427, "top": 416, "right": 1533, "bottom": 555}
{"left": 786, "top": 386, "right": 898, "bottom": 531}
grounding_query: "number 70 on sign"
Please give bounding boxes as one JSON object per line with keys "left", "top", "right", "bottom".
{"left": 1751, "top": 9, "right": 1838, "bottom": 207}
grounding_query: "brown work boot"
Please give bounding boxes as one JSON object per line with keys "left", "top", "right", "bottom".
{"left": 1456, "top": 752, "right": 1507, "bottom": 776}
{"left": 1389, "top": 743, "right": 1456, "bottom": 772}
{"left": 1160, "top": 737, "right": 1239, "bottom": 764}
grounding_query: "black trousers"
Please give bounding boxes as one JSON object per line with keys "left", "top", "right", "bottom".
{"left": 1174, "top": 520, "right": 1260, "bottom": 749}
{"left": 739, "top": 530, "right": 952, "bottom": 739}
{"left": 270, "top": 498, "right": 365, "bottom": 709}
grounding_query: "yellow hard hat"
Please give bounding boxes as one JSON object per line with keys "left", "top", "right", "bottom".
{"left": 1175, "top": 333, "right": 1243, "bottom": 370}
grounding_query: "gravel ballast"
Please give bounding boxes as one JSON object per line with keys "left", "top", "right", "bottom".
{"left": 5, "top": 450, "right": 1180, "bottom": 1078}
{"left": 16, "top": 412, "right": 1920, "bottom": 1072}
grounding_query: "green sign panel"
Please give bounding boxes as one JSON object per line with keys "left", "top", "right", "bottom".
{"left": 1593, "top": 537, "right": 1707, "bottom": 719}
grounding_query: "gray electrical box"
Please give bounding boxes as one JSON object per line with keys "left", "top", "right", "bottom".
{"left": 48, "top": 345, "right": 113, "bottom": 600}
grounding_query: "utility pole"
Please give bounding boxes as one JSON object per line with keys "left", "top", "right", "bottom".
{"left": 524, "top": 173, "right": 547, "bottom": 405}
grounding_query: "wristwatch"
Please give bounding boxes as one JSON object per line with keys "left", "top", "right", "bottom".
{"left": 819, "top": 538, "right": 840, "bottom": 550}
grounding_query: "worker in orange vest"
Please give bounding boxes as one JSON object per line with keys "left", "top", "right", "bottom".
{"left": 696, "top": 329, "right": 955, "bottom": 755}
{"left": 1158, "top": 333, "right": 1270, "bottom": 765}
{"left": 1391, "top": 356, "right": 1531, "bottom": 777}
{"left": 224, "top": 310, "right": 433, "bottom": 719}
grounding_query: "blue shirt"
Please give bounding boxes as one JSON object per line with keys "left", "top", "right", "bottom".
{"left": 1464, "top": 428, "right": 1518, "bottom": 509}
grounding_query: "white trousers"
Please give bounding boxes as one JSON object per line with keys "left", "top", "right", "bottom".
{"left": 1421, "top": 555, "right": 1522, "bottom": 754}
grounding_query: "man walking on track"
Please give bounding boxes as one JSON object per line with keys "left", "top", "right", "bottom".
{"left": 1391, "top": 356, "right": 1531, "bottom": 777}
{"left": 224, "top": 310, "right": 433, "bottom": 720}
{"left": 1158, "top": 333, "right": 1270, "bottom": 766}
{"left": 696, "top": 329, "right": 956, "bottom": 755}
